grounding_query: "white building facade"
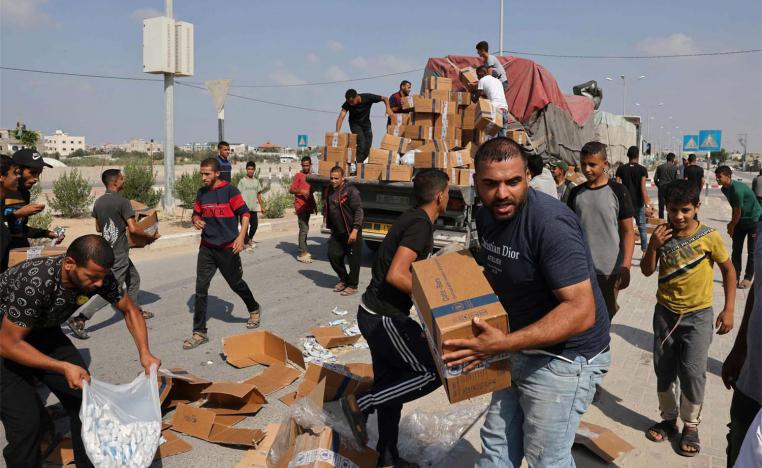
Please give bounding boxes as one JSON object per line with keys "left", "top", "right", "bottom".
{"left": 44, "top": 130, "right": 86, "bottom": 157}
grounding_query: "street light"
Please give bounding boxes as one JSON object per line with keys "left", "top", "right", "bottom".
{"left": 605, "top": 74, "right": 646, "bottom": 116}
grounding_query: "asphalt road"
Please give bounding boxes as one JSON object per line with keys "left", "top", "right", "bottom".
{"left": 0, "top": 229, "right": 378, "bottom": 467}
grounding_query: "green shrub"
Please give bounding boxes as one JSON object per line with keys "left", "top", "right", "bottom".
{"left": 262, "top": 191, "right": 292, "bottom": 219}
{"left": 47, "top": 170, "right": 94, "bottom": 218}
{"left": 172, "top": 170, "right": 203, "bottom": 209}
{"left": 122, "top": 160, "right": 162, "bottom": 208}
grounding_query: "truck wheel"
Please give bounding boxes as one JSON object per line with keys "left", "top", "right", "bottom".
{"left": 365, "top": 240, "right": 380, "bottom": 251}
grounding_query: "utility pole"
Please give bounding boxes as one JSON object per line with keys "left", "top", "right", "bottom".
{"left": 739, "top": 133, "right": 748, "bottom": 171}
{"left": 162, "top": 0, "right": 175, "bottom": 213}
{"left": 499, "top": 0, "right": 504, "bottom": 55}
{"left": 205, "top": 80, "right": 231, "bottom": 143}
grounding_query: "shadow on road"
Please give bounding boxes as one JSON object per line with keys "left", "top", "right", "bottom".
{"left": 185, "top": 295, "right": 245, "bottom": 325}
{"left": 139, "top": 290, "right": 161, "bottom": 306}
{"left": 298, "top": 269, "right": 339, "bottom": 289}
{"left": 610, "top": 324, "right": 724, "bottom": 377}
{"left": 594, "top": 386, "right": 655, "bottom": 434}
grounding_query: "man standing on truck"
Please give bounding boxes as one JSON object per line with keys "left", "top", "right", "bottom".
{"left": 388, "top": 80, "right": 412, "bottom": 115}
{"left": 324, "top": 166, "right": 363, "bottom": 296}
{"left": 290, "top": 156, "right": 317, "bottom": 263}
{"left": 339, "top": 170, "right": 449, "bottom": 468}
{"left": 441, "top": 137, "right": 610, "bottom": 467}
{"left": 474, "top": 66, "right": 509, "bottom": 138}
{"left": 476, "top": 40, "right": 508, "bottom": 91}
{"left": 336, "top": 89, "right": 395, "bottom": 163}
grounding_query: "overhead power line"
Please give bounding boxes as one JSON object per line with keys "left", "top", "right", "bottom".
{"left": 500, "top": 48, "right": 762, "bottom": 59}
{"left": 177, "top": 82, "right": 338, "bottom": 114}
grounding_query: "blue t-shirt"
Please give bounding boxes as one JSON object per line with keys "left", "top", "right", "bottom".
{"left": 476, "top": 188, "right": 610, "bottom": 359}
{"left": 217, "top": 155, "right": 232, "bottom": 182}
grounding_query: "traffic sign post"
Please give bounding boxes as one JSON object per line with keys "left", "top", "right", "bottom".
{"left": 297, "top": 134, "right": 308, "bottom": 148}
{"left": 698, "top": 130, "right": 722, "bottom": 152}
{"left": 683, "top": 135, "right": 699, "bottom": 152}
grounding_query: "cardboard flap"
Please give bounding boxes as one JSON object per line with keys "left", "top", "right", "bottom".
{"left": 171, "top": 404, "right": 217, "bottom": 440}
{"left": 208, "top": 425, "right": 265, "bottom": 447}
{"left": 279, "top": 391, "right": 298, "bottom": 407}
{"left": 310, "top": 326, "right": 361, "bottom": 349}
{"left": 296, "top": 363, "right": 373, "bottom": 402}
{"left": 242, "top": 364, "right": 301, "bottom": 395}
{"left": 203, "top": 382, "right": 261, "bottom": 399}
{"left": 223, "top": 331, "right": 306, "bottom": 369}
{"left": 575, "top": 421, "right": 634, "bottom": 463}
{"left": 155, "top": 430, "right": 193, "bottom": 460}
{"left": 235, "top": 423, "right": 281, "bottom": 467}
{"left": 201, "top": 382, "right": 267, "bottom": 415}
{"left": 45, "top": 436, "right": 75, "bottom": 466}
{"left": 158, "top": 368, "right": 212, "bottom": 408}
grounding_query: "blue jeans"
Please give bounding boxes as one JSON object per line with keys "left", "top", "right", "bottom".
{"left": 636, "top": 205, "right": 648, "bottom": 251}
{"left": 476, "top": 350, "right": 611, "bottom": 468}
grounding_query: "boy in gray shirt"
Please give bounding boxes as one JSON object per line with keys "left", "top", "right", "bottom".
{"left": 568, "top": 141, "right": 636, "bottom": 319}
{"left": 476, "top": 40, "right": 508, "bottom": 91}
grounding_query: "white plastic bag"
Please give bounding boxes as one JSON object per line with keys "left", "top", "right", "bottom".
{"left": 80, "top": 365, "right": 162, "bottom": 468}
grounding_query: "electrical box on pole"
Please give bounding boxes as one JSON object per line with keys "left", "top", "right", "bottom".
{"left": 175, "top": 21, "right": 194, "bottom": 77}
{"left": 143, "top": 17, "right": 194, "bottom": 77}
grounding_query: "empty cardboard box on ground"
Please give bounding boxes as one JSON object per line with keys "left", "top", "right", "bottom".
{"left": 412, "top": 250, "right": 511, "bottom": 403}
{"left": 128, "top": 200, "right": 159, "bottom": 248}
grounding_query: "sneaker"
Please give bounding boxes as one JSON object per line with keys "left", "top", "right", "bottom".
{"left": 67, "top": 317, "right": 90, "bottom": 340}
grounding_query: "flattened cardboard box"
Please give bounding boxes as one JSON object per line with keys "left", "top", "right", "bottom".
{"left": 241, "top": 363, "right": 301, "bottom": 395}
{"left": 171, "top": 403, "right": 265, "bottom": 447}
{"left": 423, "top": 76, "right": 452, "bottom": 91}
{"left": 367, "top": 148, "right": 399, "bottom": 166}
{"left": 412, "top": 250, "right": 511, "bottom": 403}
{"left": 282, "top": 362, "right": 373, "bottom": 405}
{"left": 324, "top": 132, "right": 357, "bottom": 149}
{"left": 158, "top": 368, "right": 213, "bottom": 409}
{"left": 356, "top": 163, "right": 383, "bottom": 181}
{"left": 155, "top": 429, "right": 192, "bottom": 460}
{"left": 200, "top": 381, "right": 267, "bottom": 415}
{"left": 310, "top": 325, "right": 361, "bottom": 349}
{"left": 575, "top": 421, "right": 634, "bottom": 463}
{"left": 223, "top": 330, "right": 306, "bottom": 369}
{"left": 379, "top": 164, "right": 413, "bottom": 182}
{"left": 317, "top": 160, "right": 346, "bottom": 177}
{"left": 321, "top": 146, "right": 354, "bottom": 165}
{"left": 8, "top": 245, "right": 68, "bottom": 268}
{"left": 128, "top": 199, "right": 159, "bottom": 248}
{"left": 379, "top": 133, "right": 411, "bottom": 154}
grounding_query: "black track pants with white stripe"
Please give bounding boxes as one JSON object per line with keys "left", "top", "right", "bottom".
{"left": 356, "top": 306, "right": 441, "bottom": 465}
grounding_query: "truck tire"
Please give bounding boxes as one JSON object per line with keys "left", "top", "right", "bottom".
{"left": 365, "top": 240, "right": 380, "bottom": 251}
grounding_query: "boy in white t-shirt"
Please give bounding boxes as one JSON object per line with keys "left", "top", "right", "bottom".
{"left": 475, "top": 65, "right": 509, "bottom": 137}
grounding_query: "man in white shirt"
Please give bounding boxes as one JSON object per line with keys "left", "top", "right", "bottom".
{"left": 475, "top": 65, "right": 509, "bottom": 138}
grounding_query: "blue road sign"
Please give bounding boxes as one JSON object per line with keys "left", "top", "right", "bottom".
{"left": 683, "top": 135, "right": 699, "bottom": 152}
{"left": 297, "top": 134, "right": 308, "bottom": 148}
{"left": 698, "top": 130, "right": 722, "bottom": 152}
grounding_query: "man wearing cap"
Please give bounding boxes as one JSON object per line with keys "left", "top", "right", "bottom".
{"left": 4, "top": 149, "right": 64, "bottom": 249}
{"left": 550, "top": 159, "right": 575, "bottom": 204}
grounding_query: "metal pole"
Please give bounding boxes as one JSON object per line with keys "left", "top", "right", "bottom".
{"left": 162, "top": 0, "right": 175, "bottom": 212}
{"left": 622, "top": 77, "right": 627, "bottom": 116}
{"left": 499, "top": 0, "right": 504, "bottom": 55}
{"left": 218, "top": 108, "right": 224, "bottom": 142}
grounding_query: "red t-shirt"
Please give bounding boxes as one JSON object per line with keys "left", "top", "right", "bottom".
{"left": 291, "top": 172, "right": 316, "bottom": 214}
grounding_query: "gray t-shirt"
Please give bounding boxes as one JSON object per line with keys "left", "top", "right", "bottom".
{"left": 486, "top": 54, "right": 507, "bottom": 83}
{"left": 567, "top": 180, "right": 634, "bottom": 276}
{"left": 737, "top": 222, "right": 762, "bottom": 404}
{"left": 92, "top": 191, "right": 134, "bottom": 258}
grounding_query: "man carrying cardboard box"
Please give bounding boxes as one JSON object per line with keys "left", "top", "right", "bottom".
{"left": 340, "top": 169, "right": 449, "bottom": 468}
{"left": 67, "top": 169, "right": 159, "bottom": 340}
{"left": 0, "top": 235, "right": 161, "bottom": 468}
{"left": 388, "top": 80, "right": 413, "bottom": 123}
{"left": 473, "top": 66, "right": 509, "bottom": 138}
{"left": 323, "top": 166, "right": 363, "bottom": 296}
{"left": 336, "top": 89, "right": 394, "bottom": 163}
{"left": 442, "top": 137, "right": 611, "bottom": 468}
{"left": 476, "top": 40, "right": 508, "bottom": 91}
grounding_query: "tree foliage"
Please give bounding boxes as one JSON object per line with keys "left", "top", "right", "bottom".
{"left": 47, "top": 170, "right": 94, "bottom": 218}
{"left": 122, "top": 159, "right": 162, "bottom": 208}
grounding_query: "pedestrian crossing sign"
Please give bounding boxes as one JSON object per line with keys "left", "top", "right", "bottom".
{"left": 683, "top": 135, "right": 699, "bottom": 151}
{"left": 297, "top": 134, "right": 308, "bottom": 148}
{"left": 698, "top": 130, "right": 721, "bottom": 152}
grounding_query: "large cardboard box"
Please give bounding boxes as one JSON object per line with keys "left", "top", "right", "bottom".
{"left": 411, "top": 250, "right": 511, "bottom": 403}
{"left": 379, "top": 134, "right": 411, "bottom": 154}
{"left": 416, "top": 139, "right": 450, "bottom": 153}
{"left": 324, "top": 132, "right": 357, "bottom": 149}
{"left": 402, "top": 125, "right": 435, "bottom": 141}
{"left": 367, "top": 148, "right": 399, "bottom": 166}
{"left": 317, "top": 160, "right": 346, "bottom": 177}
{"left": 128, "top": 200, "right": 159, "bottom": 248}
{"left": 356, "top": 163, "right": 383, "bottom": 181}
{"left": 222, "top": 330, "right": 306, "bottom": 370}
{"left": 407, "top": 96, "right": 457, "bottom": 115}
{"left": 474, "top": 99, "right": 505, "bottom": 135}
{"left": 410, "top": 112, "right": 436, "bottom": 127}
{"left": 453, "top": 92, "right": 472, "bottom": 107}
{"left": 283, "top": 362, "right": 373, "bottom": 404}
{"left": 423, "top": 76, "right": 452, "bottom": 91}
{"left": 459, "top": 67, "right": 479, "bottom": 88}
{"left": 448, "top": 145, "right": 473, "bottom": 168}
{"left": 388, "top": 113, "right": 410, "bottom": 127}
{"left": 200, "top": 381, "right": 267, "bottom": 415}
{"left": 380, "top": 164, "right": 413, "bottom": 182}
{"left": 158, "top": 368, "right": 213, "bottom": 410}
{"left": 506, "top": 129, "right": 528, "bottom": 145}
{"left": 386, "top": 125, "right": 407, "bottom": 137}
{"left": 423, "top": 89, "right": 451, "bottom": 101}
{"left": 414, "top": 152, "right": 449, "bottom": 169}
{"left": 8, "top": 245, "right": 68, "bottom": 268}
{"left": 460, "top": 104, "right": 477, "bottom": 130}
{"left": 321, "top": 147, "right": 354, "bottom": 165}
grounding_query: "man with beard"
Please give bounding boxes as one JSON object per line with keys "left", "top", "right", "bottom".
{"left": 0, "top": 234, "right": 161, "bottom": 467}
{"left": 388, "top": 80, "right": 412, "bottom": 124}
{"left": 442, "top": 137, "right": 611, "bottom": 467}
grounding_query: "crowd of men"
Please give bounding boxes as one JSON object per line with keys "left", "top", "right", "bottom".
{"left": 0, "top": 43, "right": 760, "bottom": 466}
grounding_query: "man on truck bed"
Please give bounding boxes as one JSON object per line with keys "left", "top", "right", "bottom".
{"left": 476, "top": 40, "right": 508, "bottom": 91}
{"left": 474, "top": 66, "right": 509, "bottom": 138}
{"left": 336, "top": 89, "right": 394, "bottom": 163}
{"left": 388, "top": 80, "right": 412, "bottom": 126}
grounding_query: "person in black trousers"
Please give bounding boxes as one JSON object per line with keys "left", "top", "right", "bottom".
{"left": 654, "top": 152, "right": 679, "bottom": 219}
{"left": 324, "top": 166, "right": 363, "bottom": 296}
{"left": 340, "top": 170, "right": 450, "bottom": 468}
{"left": 0, "top": 235, "right": 161, "bottom": 468}
{"left": 335, "top": 89, "right": 394, "bottom": 163}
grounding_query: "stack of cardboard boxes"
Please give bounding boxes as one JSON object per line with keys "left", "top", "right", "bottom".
{"left": 319, "top": 73, "right": 526, "bottom": 185}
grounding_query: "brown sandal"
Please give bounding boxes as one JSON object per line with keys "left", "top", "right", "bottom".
{"left": 182, "top": 332, "right": 208, "bottom": 350}
{"left": 333, "top": 282, "right": 347, "bottom": 292}
{"left": 340, "top": 287, "right": 357, "bottom": 296}
{"left": 247, "top": 311, "right": 261, "bottom": 329}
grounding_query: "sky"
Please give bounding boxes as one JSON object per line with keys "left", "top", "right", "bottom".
{"left": 1, "top": 0, "right": 761, "bottom": 152}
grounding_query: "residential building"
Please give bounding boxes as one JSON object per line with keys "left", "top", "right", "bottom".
{"left": 43, "top": 130, "right": 86, "bottom": 157}
{"left": 123, "top": 138, "right": 161, "bottom": 154}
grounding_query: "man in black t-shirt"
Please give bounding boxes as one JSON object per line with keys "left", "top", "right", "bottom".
{"left": 340, "top": 170, "right": 449, "bottom": 468}
{"left": 0, "top": 235, "right": 160, "bottom": 468}
{"left": 654, "top": 152, "right": 679, "bottom": 218}
{"left": 336, "top": 88, "right": 394, "bottom": 163}
{"left": 684, "top": 153, "right": 705, "bottom": 194}
{"left": 441, "top": 138, "right": 611, "bottom": 467}
{"left": 616, "top": 146, "right": 652, "bottom": 251}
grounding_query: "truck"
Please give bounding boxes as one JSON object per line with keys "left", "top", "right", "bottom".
{"left": 309, "top": 54, "right": 638, "bottom": 250}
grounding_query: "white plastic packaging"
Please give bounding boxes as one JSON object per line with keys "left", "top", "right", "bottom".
{"left": 80, "top": 366, "right": 162, "bottom": 468}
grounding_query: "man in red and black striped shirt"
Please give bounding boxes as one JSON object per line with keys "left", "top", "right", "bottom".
{"left": 184, "top": 158, "right": 261, "bottom": 350}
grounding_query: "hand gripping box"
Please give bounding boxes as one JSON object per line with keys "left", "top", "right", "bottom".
{"left": 411, "top": 250, "right": 511, "bottom": 403}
